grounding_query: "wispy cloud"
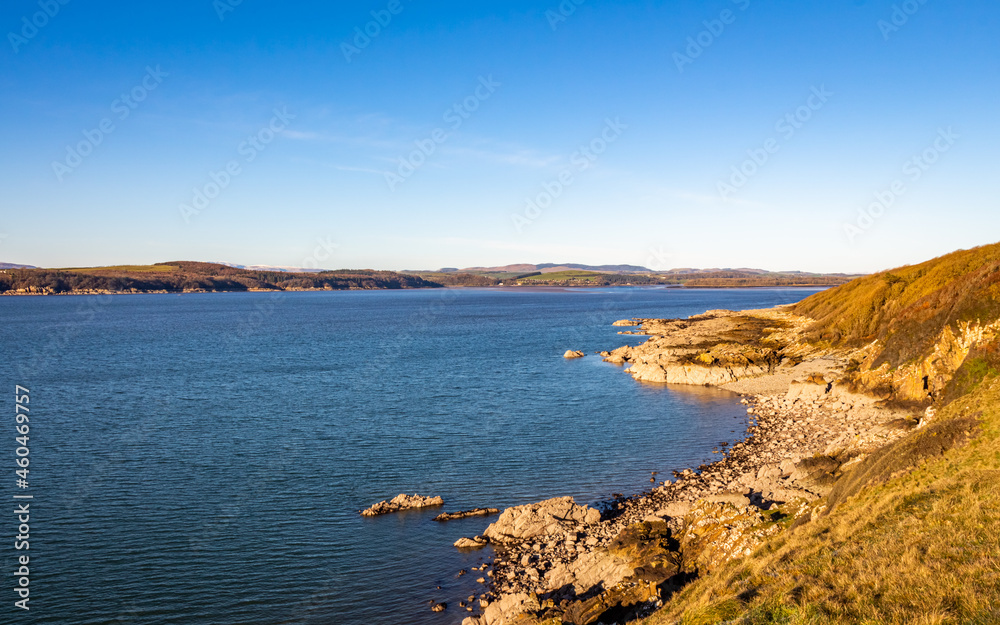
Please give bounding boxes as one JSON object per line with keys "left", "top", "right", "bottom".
{"left": 288, "top": 156, "right": 385, "bottom": 176}
{"left": 440, "top": 145, "right": 562, "bottom": 169}
{"left": 668, "top": 189, "right": 768, "bottom": 208}
{"left": 283, "top": 128, "right": 563, "bottom": 171}
{"left": 283, "top": 130, "right": 323, "bottom": 141}
{"left": 280, "top": 129, "right": 406, "bottom": 151}
{"left": 627, "top": 185, "right": 769, "bottom": 209}
{"left": 326, "top": 164, "right": 386, "bottom": 175}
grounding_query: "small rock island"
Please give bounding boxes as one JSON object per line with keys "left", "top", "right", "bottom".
{"left": 360, "top": 494, "right": 444, "bottom": 517}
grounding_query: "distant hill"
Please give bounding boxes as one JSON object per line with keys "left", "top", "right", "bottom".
{"left": 454, "top": 263, "right": 654, "bottom": 274}
{"left": 435, "top": 263, "right": 857, "bottom": 278}
{"left": 3, "top": 261, "right": 863, "bottom": 293}
{"left": 0, "top": 262, "right": 439, "bottom": 295}
{"left": 677, "top": 270, "right": 860, "bottom": 288}
{"left": 212, "top": 262, "right": 327, "bottom": 274}
{"left": 402, "top": 268, "right": 858, "bottom": 288}
{"left": 0, "top": 263, "right": 37, "bottom": 269}
{"left": 456, "top": 263, "right": 549, "bottom": 274}
{"left": 537, "top": 263, "right": 653, "bottom": 273}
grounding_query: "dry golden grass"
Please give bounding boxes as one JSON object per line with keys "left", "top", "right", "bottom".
{"left": 643, "top": 378, "right": 1000, "bottom": 625}
{"left": 792, "top": 242, "right": 1000, "bottom": 368}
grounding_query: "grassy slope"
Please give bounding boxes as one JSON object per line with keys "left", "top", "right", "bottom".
{"left": 518, "top": 270, "right": 607, "bottom": 282}
{"left": 646, "top": 375, "right": 1000, "bottom": 625}
{"left": 793, "top": 242, "right": 1000, "bottom": 368}
{"left": 641, "top": 243, "right": 1000, "bottom": 625}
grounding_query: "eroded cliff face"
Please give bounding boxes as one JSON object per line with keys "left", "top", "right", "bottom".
{"left": 604, "top": 308, "right": 1000, "bottom": 406}
{"left": 849, "top": 319, "right": 1000, "bottom": 403}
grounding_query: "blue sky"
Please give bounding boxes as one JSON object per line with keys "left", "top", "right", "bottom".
{"left": 1, "top": 0, "right": 997, "bottom": 273}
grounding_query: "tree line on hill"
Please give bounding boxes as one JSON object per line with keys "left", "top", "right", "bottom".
{"left": 0, "top": 262, "right": 858, "bottom": 294}
{"left": 0, "top": 262, "right": 438, "bottom": 294}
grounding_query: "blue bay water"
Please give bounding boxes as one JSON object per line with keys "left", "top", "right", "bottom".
{"left": 0, "top": 287, "right": 820, "bottom": 625}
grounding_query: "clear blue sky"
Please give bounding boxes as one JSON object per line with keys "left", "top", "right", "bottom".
{"left": 1, "top": 0, "right": 997, "bottom": 273}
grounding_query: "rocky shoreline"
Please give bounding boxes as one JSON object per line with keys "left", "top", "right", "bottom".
{"left": 446, "top": 307, "right": 923, "bottom": 625}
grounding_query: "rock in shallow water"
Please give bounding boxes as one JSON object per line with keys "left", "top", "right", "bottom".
{"left": 434, "top": 508, "right": 500, "bottom": 522}
{"left": 360, "top": 494, "right": 444, "bottom": 517}
{"left": 563, "top": 350, "right": 585, "bottom": 359}
{"left": 454, "top": 536, "right": 489, "bottom": 550}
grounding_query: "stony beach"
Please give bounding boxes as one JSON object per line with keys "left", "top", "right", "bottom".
{"left": 447, "top": 306, "right": 924, "bottom": 625}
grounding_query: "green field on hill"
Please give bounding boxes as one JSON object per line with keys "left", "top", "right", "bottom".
{"left": 516, "top": 270, "right": 608, "bottom": 282}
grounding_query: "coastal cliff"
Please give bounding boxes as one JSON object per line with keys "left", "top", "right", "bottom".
{"left": 452, "top": 243, "right": 1000, "bottom": 625}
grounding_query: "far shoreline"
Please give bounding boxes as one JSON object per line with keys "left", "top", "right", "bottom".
{"left": 0, "top": 284, "right": 836, "bottom": 297}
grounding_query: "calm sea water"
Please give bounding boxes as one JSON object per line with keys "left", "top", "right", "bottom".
{"left": 0, "top": 287, "right": 821, "bottom": 625}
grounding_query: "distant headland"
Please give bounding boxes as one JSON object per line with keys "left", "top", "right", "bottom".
{"left": 0, "top": 261, "right": 860, "bottom": 295}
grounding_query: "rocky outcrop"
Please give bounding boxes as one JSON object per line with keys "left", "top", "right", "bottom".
{"left": 600, "top": 310, "right": 801, "bottom": 387}
{"left": 624, "top": 360, "right": 773, "bottom": 386}
{"left": 601, "top": 345, "right": 634, "bottom": 365}
{"left": 539, "top": 522, "right": 681, "bottom": 625}
{"left": 612, "top": 319, "right": 640, "bottom": 327}
{"left": 464, "top": 519, "right": 680, "bottom": 625}
{"left": 360, "top": 494, "right": 444, "bottom": 517}
{"left": 484, "top": 497, "right": 601, "bottom": 544}
{"left": 435, "top": 508, "right": 500, "bottom": 522}
{"left": 677, "top": 501, "right": 781, "bottom": 575}
{"left": 544, "top": 548, "right": 634, "bottom": 597}
{"left": 563, "top": 350, "right": 585, "bottom": 359}
{"left": 455, "top": 536, "right": 489, "bottom": 550}
{"left": 462, "top": 593, "right": 541, "bottom": 625}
